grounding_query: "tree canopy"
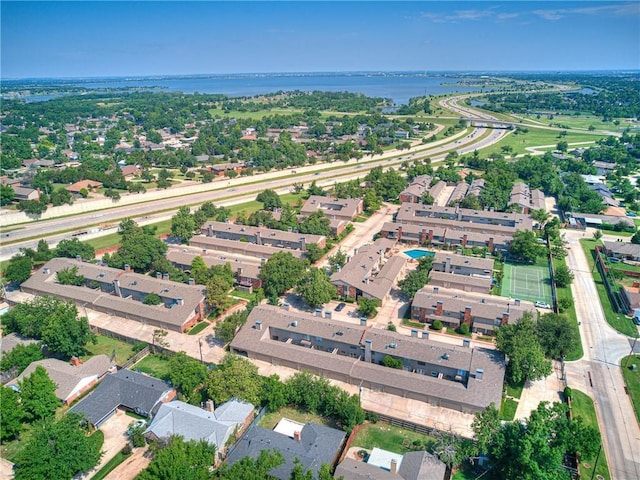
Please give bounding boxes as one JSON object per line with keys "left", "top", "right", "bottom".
{"left": 137, "top": 436, "right": 216, "bottom": 480}
{"left": 169, "top": 351, "right": 208, "bottom": 404}
{"left": 536, "top": 313, "right": 580, "bottom": 360}
{"left": 508, "top": 230, "right": 546, "bottom": 263}
{"left": 260, "top": 252, "right": 308, "bottom": 299}
{"left": 19, "top": 366, "right": 60, "bottom": 422}
{"left": 296, "top": 268, "right": 335, "bottom": 307}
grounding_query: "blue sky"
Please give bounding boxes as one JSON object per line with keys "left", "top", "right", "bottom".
{"left": 2, "top": 1, "right": 638, "bottom": 78}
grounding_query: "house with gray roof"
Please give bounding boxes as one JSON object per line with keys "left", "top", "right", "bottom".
{"left": 231, "top": 305, "right": 505, "bottom": 414}
{"left": 335, "top": 450, "right": 446, "bottom": 480}
{"left": 412, "top": 286, "right": 536, "bottom": 334}
{"left": 330, "top": 238, "right": 404, "bottom": 303}
{"left": 225, "top": 422, "right": 346, "bottom": 480}
{"left": 508, "top": 183, "right": 545, "bottom": 214}
{"left": 300, "top": 195, "right": 363, "bottom": 221}
{"left": 20, "top": 258, "right": 207, "bottom": 332}
{"left": 8, "top": 355, "right": 115, "bottom": 404}
{"left": 603, "top": 241, "right": 640, "bottom": 262}
{"left": 432, "top": 252, "right": 494, "bottom": 277}
{"left": 200, "top": 221, "right": 326, "bottom": 250}
{"left": 0, "top": 333, "right": 39, "bottom": 355}
{"left": 69, "top": 369, "right": 176, "bottom": 428}
{"left": 145, "top": 399, "right": 254, "bottom": 463}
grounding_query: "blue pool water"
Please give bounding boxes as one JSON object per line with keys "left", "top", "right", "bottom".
{"left": 404, "top": 249, "right": 435, "bottom": 259}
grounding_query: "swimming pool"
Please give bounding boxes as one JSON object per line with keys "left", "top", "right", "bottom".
{"left": 404, "top": 249, "right": 435, "bottom": 259}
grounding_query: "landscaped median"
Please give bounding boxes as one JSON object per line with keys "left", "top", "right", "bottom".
{"left": 580, "top": 239, "right": 638, "bottom": 337}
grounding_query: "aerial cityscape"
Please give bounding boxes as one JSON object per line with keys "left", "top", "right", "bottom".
{"left": 1, "top": 1, "right": 639, "bottom": 480}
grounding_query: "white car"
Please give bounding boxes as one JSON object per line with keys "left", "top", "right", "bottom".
{"left": 535, "top": 301, "right": 551, "bottom": 309}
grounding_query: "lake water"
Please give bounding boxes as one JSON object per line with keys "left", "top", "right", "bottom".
{"left": 5, "top": 72, "right": 479, "bottom": 105}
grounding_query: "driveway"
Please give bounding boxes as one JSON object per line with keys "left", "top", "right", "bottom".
{"left": 104, "top": 447, "right": 151, "bottom": 480}
{"left": 83, "top": 409, "right": 133, "bottom": 479}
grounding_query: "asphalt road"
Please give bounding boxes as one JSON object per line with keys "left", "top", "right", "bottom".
{"left": 563, "top": 229, "right": 640, "bottom": 480}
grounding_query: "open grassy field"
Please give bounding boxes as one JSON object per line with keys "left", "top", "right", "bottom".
{"left": 350, "top": 422, "right": 438, "bottom": 455}
{"left": 580, "top": 239, "right": 639, "bottom": 337}
{"left": 479, "top": 127, "right": 603, "bottom": 157}
{"left": 516, "top": 113, "right": 630, "bottom": 133}
{"left": 571, "top": 390, "right": 611, "bottom": 480}
{"left": 132, "top": 354, "right": 172, "bottom": 381}
{"left": 621, "top": 355, "right": 640, "bottom": 426}
{"left": 81, "top": 335, "right": 136, "bottom": 365}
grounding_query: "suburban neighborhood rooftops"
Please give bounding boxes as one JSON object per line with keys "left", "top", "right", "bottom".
{"left": 300, "top": 195, "right": 363, "bottom": 220}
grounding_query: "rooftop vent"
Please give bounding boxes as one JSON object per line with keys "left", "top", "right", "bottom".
{"left": 389, "top": 343, "right": 397, "bottom": 349}
{"left": 442, "top": 353, "right": 450, "bottom": 360}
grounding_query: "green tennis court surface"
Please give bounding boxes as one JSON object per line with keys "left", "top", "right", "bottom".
{"left": 501, "top": 263, "right": 553, "bottom": 304}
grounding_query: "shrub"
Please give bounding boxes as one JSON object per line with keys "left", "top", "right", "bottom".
{"left": 143, "top": 293, "right": 163, "bottom": 305}
{"left": 458, "top": 323, "right": 470, "bottom": 335}
{"left": 432, "top": 320, "right": 443, "bottom": 331}
{"left": 387, "top": 322, "right": 397, "bottom": 332}
{"left": 564, "top": 386, "right": 573, "bottom": 400}
{"left": 132, "top": 341, "right": 148, "bottom": 354}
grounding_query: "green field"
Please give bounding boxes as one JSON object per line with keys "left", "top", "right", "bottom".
{"left": 81, "top": 335, "right": 136, "bottom": 365}
{"left": 621, "top": 355, "right": 640, "bottom": 426}
{"left": 571, "top": 390, "right": 610, "bottom": 480}
{"left": 350, "top": 422, "right": 438, "bottom": 455}
{"left": 132, "top": 354, "right": 172, "bottom": 381}
{"left": 479, "top": 127, "right": 603, "bottom": 157}
{"left": 258, "top": 406, "right": 338, "bottom": 431}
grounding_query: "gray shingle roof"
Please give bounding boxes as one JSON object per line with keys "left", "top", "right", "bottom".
{"left": 226, "top": 422, "right": 346, "bottom": 480}
{"left": 0, "top": 333, "right": 39, "bottom": 354}
{"left": 69, "top": 369, "right": 174, "bottom": 427}
{"left": 398, "top": 451, "right": 446, "bottom": 480}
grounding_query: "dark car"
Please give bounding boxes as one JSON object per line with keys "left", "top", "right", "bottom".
{"left": 335, "top": 302, "right": 346, "bottom": 312}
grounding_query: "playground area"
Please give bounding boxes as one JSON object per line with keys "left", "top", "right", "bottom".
{"left": 501, "top": 263, "right": 553, "bottom": 305}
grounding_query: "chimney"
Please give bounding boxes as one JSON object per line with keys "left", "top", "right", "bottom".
{"left": 445, "top": 256, "right": 451, "bottom": 273}
{"left": 422, "top": 331, "right": 429, "bottom": 339}
{"left": 293, "top": 431, "right": 302, "bottom": 442}
{"left": 325, "top": 311, "right": 331, "bottom": 319}
{"left": 237, "top": 267, "right": 243, "bottom": 276}
{"left": 462, "top": 234, "right": 468, "bottom": 247}
{"left": 390, "top": 459, "right": 397, "bottom": 474}
{"left": 255, "top": 320, "right": 262, "bottom": 330}
{"left": 43, "top": 267, "right": 50, "bottom": 274}
{"left": 433, "top": 286, "right": 439, "bottom": 294}
{"left": 435, "top": 301, "right": 444, "bottom": 316}
{"left": 360, "top": 317, "right": 367, "bottom": 326}
{"left": 501, "top": 312, "right": 510, "bottom": 326}
{"left": 205, "top": 399, "right": 215, "bottom": 412}
{"left": 476, "top": 368, "right": 484, "bottom": 380}
{"left": 124, "top": 264, "right": 131, "bottom": 272}
{"left": 188, "top": 277, "right": 195, "bottom": 286}
{"left": 282, "top": 302, "right": 290, "bottom": 310}
{"left": 163, "top": 273, "right": 169, "bottom": 280}
{"left": 176, "top": 297, "right": 184, "bottom": 306}
{"left": 364, "top": 339, "right": 372, "bottom": 363}
{"left": 113, "top": 279, "right": 122, "bottom": 297}
{"left": 315, "top": 308, "right": 322, "bottom": 317}
{"left": 156, "top": 271, "right": 162, "bottom": 279}
{"left": 255, "top": 231, "right": 262, "bottom": 245}
{"left": 411, "top": 329, "right": 418, "bottom": 338}
{"left": 463, "top": 306, "right": 472, "bottom": 326}
{"left": 488, "top": 237, "right": 494, "bottom": 251}
{"left": 208, "top": 224, "right": 213, "bottom": 237}
{"left": 70, "top": 356, "right": 82, "bottom": 367}
{"left": 463, "top": 339, "right": 471, "bottom": 348}
{"left": 396, "top": 225, "right": 403, "bottom": 241}
{"left": 300, "top": 237, "right": 306, "bottom": 251}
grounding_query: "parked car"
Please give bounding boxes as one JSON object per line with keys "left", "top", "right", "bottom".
{"left": 127, "top": 419, "right": 147, "bottom": 434}
{"left": 335, "top": 302, "right": 346, "bottom": 312}
{"left": 535, "top": 301, "right": 551, "bottom": 309}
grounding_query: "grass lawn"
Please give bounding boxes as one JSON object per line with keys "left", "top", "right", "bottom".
{"left": 132, "top": 354, "right": 172, "bottom": 381}
{"left": 621, "top": 355, "right": 640, "bottom": 426}
{"left": 350, "top": 422, "right": 438, "bottom": 455}
{"left": 500, "top": 398, "right": 518, "bottom": 421}
{"left": 231, "top": 289, "right": 257, "bottom": 301}
{"left": 258, "top": 406, "right": 339, "bottom": 431}
{"left": 505, "top": 379, "right": 524, "bottom": 399}
{"left": 580, "top": 239, "right": 638, "bottom": 337}
{"left": 571, "top": 390, "right": 611, "bottom": 480}
{"left": 91, "top": 449, "right": 131, "bottom": 480}
{"left": 81, "top": 335, "right": 136, "bottom": 365}
{"left": 187, "top": 321, "right": 210, "bottom": 335}
{"left": 1, "top": 422, "right": 35, "bottom": 463}
{"left": 479, "top": 127, "right": 603, "bottom": 157}
{"left": 551, "top": 255, "right": 583, "bottom": 361}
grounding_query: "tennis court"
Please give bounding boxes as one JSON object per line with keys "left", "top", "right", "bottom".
{"left": 501, "top": 263, "right": 553, "bottom": 304}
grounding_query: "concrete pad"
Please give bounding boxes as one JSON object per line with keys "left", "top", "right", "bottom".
{"left": 83, "top": 409, "right": 132, "bottom": 479}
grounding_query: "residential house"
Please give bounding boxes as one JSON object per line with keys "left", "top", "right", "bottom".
{"left": 0, "top": 333, "right": 39, "bottom": 355}
{"left": 189, "top": 236, "right": 308, "bottom": 260}
{"left": 508, "top": 183, "right": 545, "bottom": 214}
{"left": 428, "top": 271, "right": 493, "bottom": 294}
{"left": 226, "top": 422, "right": 346, "bottom": 480}
{"left": 593, "top": 161, "right": 616, "bottom": 176}
{"left": 145, "top": 399, "right": 254, "bottom": 464}
{"left": 431, "top": 252, "right": 494, "bottom": 277}
{"left": 8, "top": 355, "right": 115, "bottom": 405}
{"left": 210, "top": 162, "right": 246, "bottom": 176}
{"left": 21, "top": 258, "right": 207, "bottom": 333}
{"left": 69, "top": 369, "right": 176, "bottom": 428}
{"left": 335, "top": 450, "right": 446, "bottom": 480}
{"left": 230, "top": 305, "right": 505, "bottom": 413}
{"left": 200, "top": 221, "right": 326, "bottom": 250}
{"left": 119, "top": 164, "right": 142, "bottom": 178}
{"left": 603, "top": 241, "right": 640, "bottom": 262}
{"left": 565, "top": 212, "right": 635, "bottom": 230}
{"left": 66, "top": 180, "right": 103, "bottom": 194}
{"left": 411, "top": 286, "right": 536, "bottom": 334}
{"left": 12, "top": 186, "right": 40, "bottom": 201}
{"left": 300, "top": 195, "right": 363, "bottom": 222}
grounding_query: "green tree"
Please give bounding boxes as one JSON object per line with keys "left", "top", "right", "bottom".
{"left": 508, "top": 229, "right": 545, "bottom": 263}
{"left": 137, "top": 436, "right": 216, "bottom": 480}
{"left": 298, "top": 210, "right": 331, "bottom": 236}
{"left": 398, "top": 256, "right": 432, "bottom": 299}
{"left": 110, "top": 219, "right": 167, "bottom": 272}
{"left": 56, "top": 266, "right": 85, "bottom": 286}
{"left": 205, "top": 275, "right": 233, "bottom": 314}
{"left": 128, "top": 421, "right": 147, "bottom": 448}
{"left": 471, "top": 403, "right": 501, "bottom": 454}
{"left": 593, "top": 229, "right": 603, "bottom": 241}
{"left": 496, "top": 314, "right": 552, "bottom": 384}
{"left": 169, "top": 352, "right": 208, "bottom": 404}
{"left": 530, "top": 208, "right": 551, "bottom": 228}
{"left": 171, "top": 206, "right": 196, "bottom": 243}
{"left": 17, "top": 200, "right": 47, "bottom": 215}
{"left": 0, "top": 343, "right": 44, "bottom": 376}
{"left": 632, "top": 230, "right": 640, "bottom": 245}
{"left": 328, "top": 250, "right": 347, "bottom": 272}
{"left": 260, "top": 252, "right": 308, "bottom": 299}
{"left": 256, "top": 189, "right": 282, "bottom": 211}
{"left": 217, "top": 449, "right": 285, "bottom": 480}
{"left": 40, "top": 300, "right": 94, "bottom": 358}
{"left": 13, "top": 413, "right": 103, "bottom": 480}
{"left": 363, "top": 189, "right": 381, "bottom": 214}
{"left": 206, "top": 354, "right": 263, "bottom": 406}
{"left": 19, "top": 366, "right": 60, "bottom": 422}
{"left": 190, "top": 256, "right": 209, "bottom": 284}
{"left": 143, "top": 293, "right": 163, "bottom": 305}
{"left": 357, "top": 297, "right": 380, "bottom": 318}
{"left": 554, "top": 264, "right": 575, "bottom": 288}
{"left": 304, "top": 243, "right": 324, "bottom": 263}
{"left": 0, "top": 184, "right": 15, "bottom": 205}
{"left": 536, "top": 313, "right": 580, "bottom": 360}
{"left": 382, "top": 355, "right": 403, "bottom": 369}
{"left": 261, "top": 374, "right": 287, "bottom": 412}
{"left": 55, "top": 237, "right": 95, "bottom": 260}
{"left": 0, "top": 386, "right": 25, "bottom": 442}
{"left": 3, "top": 255, "right": 33, "bottom": 283}
{"left": 296, "top": 267, "right": 335, "bottom": 308}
